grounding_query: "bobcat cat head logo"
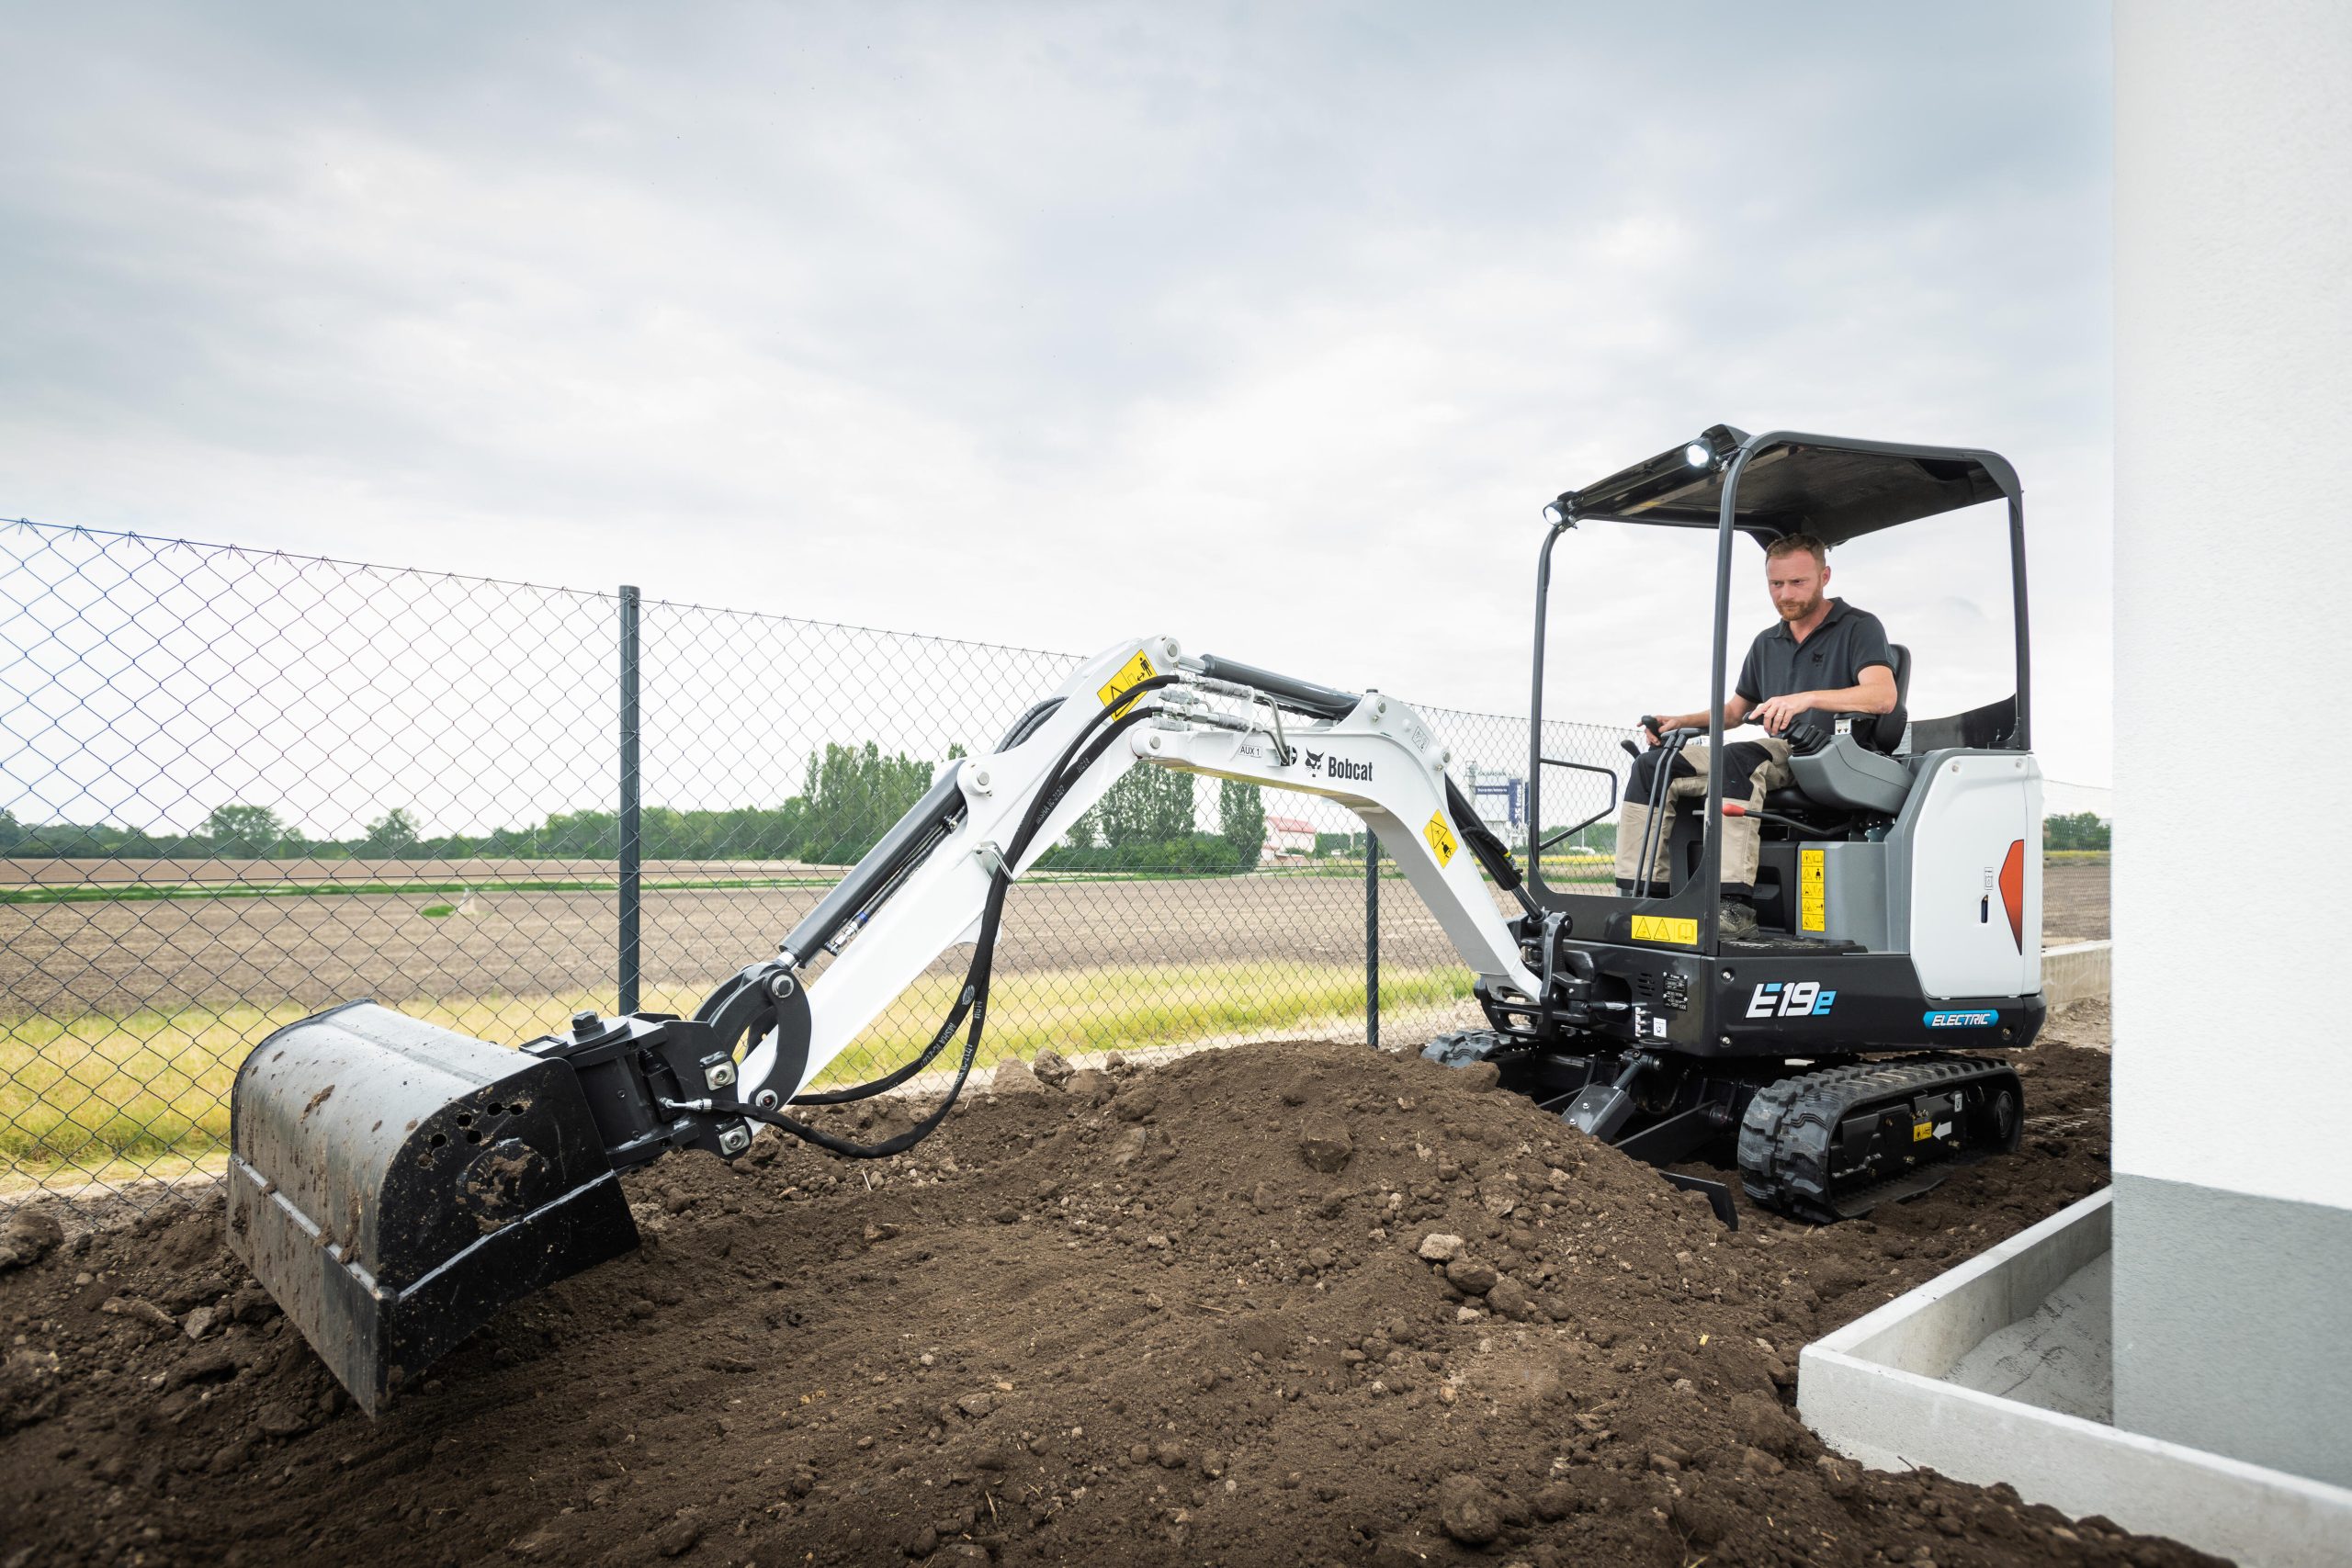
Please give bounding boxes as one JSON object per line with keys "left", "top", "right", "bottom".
{"left": 1304, "top": 750, "right": 1323, "bottom": 769}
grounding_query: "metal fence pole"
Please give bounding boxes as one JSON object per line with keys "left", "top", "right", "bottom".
{"left": 618, "top": 584, "right": 642, "bottom": 1016}
{"left": 1365, "top": 829, "right": 1380, "bottom": 1049}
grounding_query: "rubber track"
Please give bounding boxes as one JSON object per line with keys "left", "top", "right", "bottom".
{"left": 1737, "top": 1055, "right": 2016, "bottom": 1222}
{"left": 1419, "top": 1030, "right": 1517, "bottom": 1066}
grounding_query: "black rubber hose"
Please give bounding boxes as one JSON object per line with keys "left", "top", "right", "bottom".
{"left": 788, "top": 681, "right": 1173, "bottom": 1106}
{"left": 731, "top": 878, "right": 1012, "bottom": 1157}
{"left": 788, "top": 987, "right": 974, "bottom": 1104}
{"left": 726, "top": 680, "right": 1178, "bottom": 1156}
{"left": 993, "top": 696, "right": 1065, "bottom": 752}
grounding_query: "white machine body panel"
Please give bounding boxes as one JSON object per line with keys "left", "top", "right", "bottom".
{"left": 1906, "top": 752, "right": 2042, "bottom": 999}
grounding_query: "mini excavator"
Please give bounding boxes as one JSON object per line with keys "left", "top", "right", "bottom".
{"left": 228, "top": 427, "right": 2044, "bottom": 1410}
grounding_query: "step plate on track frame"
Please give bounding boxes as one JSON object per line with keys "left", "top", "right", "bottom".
{"left": 1736, "top": 1055, "right": 2023, "bottom": 1223}
{"left": 225, "top": 1000, "right": 641, "bottom": 1414}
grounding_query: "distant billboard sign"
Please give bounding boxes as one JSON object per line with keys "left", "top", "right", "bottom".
{"left": 1469, "top": 773, "right": 1527, "bottom": 831}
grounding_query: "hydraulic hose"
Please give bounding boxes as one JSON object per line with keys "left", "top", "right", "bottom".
{"left": 696, "top": 675, "right": 1182, "bottom": 1158}
{"left": 787, "top": 987, "right": 975, "bottom": 1105}
{"left": 993, "top": 696, "right": 1066, "bottom": 752}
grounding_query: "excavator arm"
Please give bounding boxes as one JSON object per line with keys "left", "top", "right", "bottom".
{"left": 741, "top": 634, "right": 1541, "bottom": 1104}
{"left": 225, "top": 636, "right": 1543, "bottom": 1411}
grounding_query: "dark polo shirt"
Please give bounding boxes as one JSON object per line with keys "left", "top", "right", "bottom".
{"left": 1736, "top": 598, "right": 1894, "bottom": 707}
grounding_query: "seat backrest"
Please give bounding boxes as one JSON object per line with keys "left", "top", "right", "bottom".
{"left": 1862, "top": 643, "right": 1910, "bottom": 752}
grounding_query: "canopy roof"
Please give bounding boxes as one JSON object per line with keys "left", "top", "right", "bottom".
{"left": 1555, "top": 426, "right": 2019, "bottom": 547}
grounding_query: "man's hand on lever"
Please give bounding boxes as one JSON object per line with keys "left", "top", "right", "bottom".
{"left": 1750, "top": 692, "right": 1811, "bottom": 736}
{"left": 1749, "top": 667, "right": 1894, "bottom": 737}
{"left": 1644, "top": 694, "right": 1755, "bottom": 744}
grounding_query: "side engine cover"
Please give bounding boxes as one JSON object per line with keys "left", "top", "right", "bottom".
{"left": 1903, "top": 752, "right": 2042, "bottom": 999}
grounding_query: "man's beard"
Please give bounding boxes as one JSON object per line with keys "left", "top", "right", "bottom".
{"left": 1778, "top": 590, "right": 1824, "bottom": 622}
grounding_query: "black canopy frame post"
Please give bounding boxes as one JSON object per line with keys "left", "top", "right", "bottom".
{"left": 2007, "top": 491, "right": 2031, "bottom": 752}
{"left": 1697, "top": 443, "right": 1750, "bottom": 952}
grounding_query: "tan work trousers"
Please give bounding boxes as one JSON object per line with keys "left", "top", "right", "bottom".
{"left": 1612, "top": 737, "right": 1793, "bottom": 896}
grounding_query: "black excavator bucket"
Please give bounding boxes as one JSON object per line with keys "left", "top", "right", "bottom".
{"left": 225, "top": 1001, "right": 641, "bottom": 1414}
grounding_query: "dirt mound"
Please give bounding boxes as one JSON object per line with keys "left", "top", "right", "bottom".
{"left": 1, "top": 1029, "right": 2208, "bottom": 1567}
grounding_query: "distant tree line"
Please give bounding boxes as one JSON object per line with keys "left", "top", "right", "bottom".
{"left": 2043, "top": 811, "right": 2111, "bottom": 852}
{"left": 1036, "top": 772, "right": 1266, "bottom": 874}
{"left": 1, "top": 739, "right": 1275, "bottom": 874}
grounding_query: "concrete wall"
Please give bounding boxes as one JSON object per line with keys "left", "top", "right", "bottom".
{"left": 2040, "top": 940, "right": 2108, "bottom": 1011}
{"left": 2112, "top": 0, "right": 2352, "bottom": 1486}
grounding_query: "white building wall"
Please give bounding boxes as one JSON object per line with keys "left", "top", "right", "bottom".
{"left": 2112, "top": 0, "right": 2352, "bottom": 1484}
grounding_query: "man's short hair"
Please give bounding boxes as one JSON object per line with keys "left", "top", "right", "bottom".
{"left": 1765, "top": 533, "right": 1827, "bottom": 568}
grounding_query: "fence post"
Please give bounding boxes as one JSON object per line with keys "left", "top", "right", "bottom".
{"left": 618, "top": 584, "right": 642, "bottom": 1016}
{"left": 1364, "top": 829, "right": 1380, "bottom": 1049}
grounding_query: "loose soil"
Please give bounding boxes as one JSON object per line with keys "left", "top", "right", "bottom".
{"left": 0, "top": 1010, "right": 2189, "bottom": 1568}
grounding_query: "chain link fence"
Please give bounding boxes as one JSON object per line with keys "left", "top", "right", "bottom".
{"left": 2, "top": 519, "right": 1636, "bottom": 1200}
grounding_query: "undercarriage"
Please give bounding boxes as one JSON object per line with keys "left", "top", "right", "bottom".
{"left": 1421, "top": 1027, "right": 2025, "bottom": 1225}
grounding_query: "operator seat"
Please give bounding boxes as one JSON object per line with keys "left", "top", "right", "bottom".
{"left": 1764, "top": 643, "right": 1912, "bottom": 820}
{"left": 1656, "top": 646, "right": 1916, "bottom": 895}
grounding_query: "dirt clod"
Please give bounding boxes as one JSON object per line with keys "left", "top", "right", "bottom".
{"left": 254, "top": 1400, "right": 313, "bottom": 1438}
{"left": 1485, "top": 1274, "right": 1534, "bottom": 1320}
{"left": 0, "top": 1206, "right": 62, "bottom": 1272}
{"left": 1444, "top": 1255, "right": 1498, "bottom": 1295}
{"left": 1531, "top": 1478, "right": 1577, "bottom": 1521}
{"left": 650, "top": 1515, "right": 702, "bottom": 1558}
{"left": 1435, "top": 1472, "right": 1508, "bottom": 1545}
{"left": 1297, "top": 1115, "right": 1354, "bottom": 1173}
{"left": 989, "top": 1058, "right": 1046, "bottom": 1096}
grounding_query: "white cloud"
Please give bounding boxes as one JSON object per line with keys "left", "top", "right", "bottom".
{"left": 0, "top": 1, "right": 2114, "bottom": 797}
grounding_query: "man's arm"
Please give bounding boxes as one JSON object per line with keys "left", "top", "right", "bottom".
{"left": 1748, "top": 665, "right": 1896, "bottom": 737}
{"left": 1644, "top": 694, "right": 1754, "bottom": 743}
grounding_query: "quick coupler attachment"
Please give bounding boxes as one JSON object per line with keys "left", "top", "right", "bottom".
{"left": 226, "top": 1001, "right": 641, "bottom": 1414}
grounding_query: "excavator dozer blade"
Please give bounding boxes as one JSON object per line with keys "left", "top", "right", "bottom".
{"left": 225, "top": 1000, "right": 641, "bottom": 1414}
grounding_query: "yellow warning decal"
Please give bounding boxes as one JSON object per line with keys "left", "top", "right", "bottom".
{"left": 1912, "top": 1121, "right": 1934, "bottom": 1143}
{"left": 1424, "top": 811, "right": 1457, "bottom": 867}
{"left": 1096, "top": 649, "right": 1158, "bottom": 717}
{"left": 1630, "top": 915, "right": 1699, "bottom": 946}
{"left": 1800, "top": 847, "right": 1826, "bottom": 933}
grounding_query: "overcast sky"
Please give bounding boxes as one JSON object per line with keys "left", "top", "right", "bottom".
{"left": 1, "top": 2, "right": 2114, "bottom": 787}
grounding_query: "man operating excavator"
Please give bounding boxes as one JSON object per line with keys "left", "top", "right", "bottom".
{"left": 1615, "top": 533, "right": 1898, "bottom": 937}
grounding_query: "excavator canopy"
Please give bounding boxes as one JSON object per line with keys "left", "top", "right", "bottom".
{"left": 1555, "top": 424, "right": 2019, "bottom": 546}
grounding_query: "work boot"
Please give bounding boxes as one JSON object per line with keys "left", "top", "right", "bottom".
{"left": 1717, "top": 898, "right": 1758, "bottom": 939}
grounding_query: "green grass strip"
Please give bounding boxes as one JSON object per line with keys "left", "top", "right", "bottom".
{"left": 0, "top": 962, "right": 1476, "bottom": 1186}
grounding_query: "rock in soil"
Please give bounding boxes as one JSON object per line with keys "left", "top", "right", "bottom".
{"left": 0, "top": 1025, "right": 2215, "bottom": 1567}
{"left": 989, "top": 1058, "right": 1046, "bottom": 1096}
{"left": 0, "top": 1206, "right": 62, "bottom": 1272}
{"left": 1435, "top": 1473, "right": 1509, "bottom": 1545}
